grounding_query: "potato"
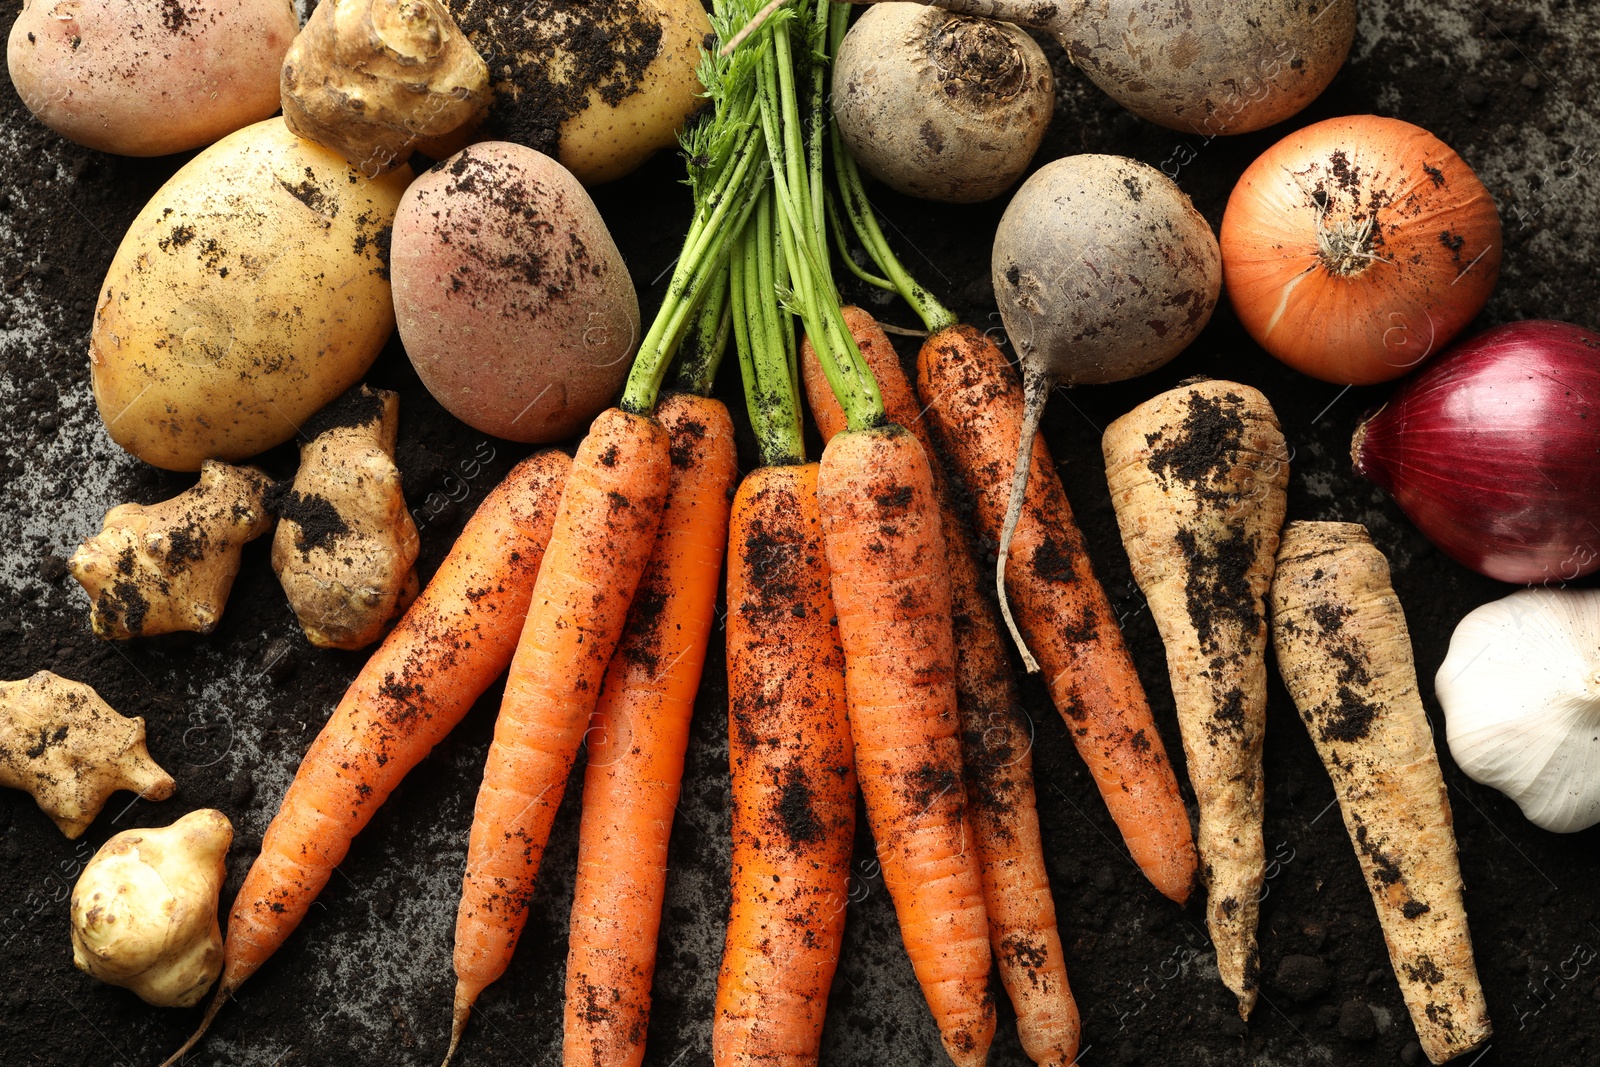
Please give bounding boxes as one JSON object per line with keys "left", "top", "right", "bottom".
{"left": 448, "top": 0, "right": 710, "bottom": 184}
{"left": 6, "top": 0, "right": 297, "bottom": 157}
{"left": 390, "top": 142, "right": 639, "bottom": 443}
{"left": 91, "top": 118, "right": 410, "bottom": 471}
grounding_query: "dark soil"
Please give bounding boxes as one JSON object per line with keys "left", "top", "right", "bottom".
{"left": 4, "top": 2, "right": 1600, "bottom": 1066}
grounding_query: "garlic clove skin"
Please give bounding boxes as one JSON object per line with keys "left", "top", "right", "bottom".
{"left": 1436, "top": 587, "right": 1600, "bottom": 833}
{"left": 70, "top": 809, "right": 232, "bottom": 1007}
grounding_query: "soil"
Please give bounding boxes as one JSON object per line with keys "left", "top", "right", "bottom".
{"left": 4, "top": 2, "right": 1600, "bottom": 1065}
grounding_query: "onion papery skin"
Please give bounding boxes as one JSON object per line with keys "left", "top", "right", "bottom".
{"left": 1352, "top": 320, "right": 1600, "bottom": 584}
{"left": 1221, "top": 115, "right": 1502, "bottom": 385}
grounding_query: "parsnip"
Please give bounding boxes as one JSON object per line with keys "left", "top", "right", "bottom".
{"left": 1103, "top": 380, "right": 1289, "bottom": 1018}
{"left": 1271, "top": 521, "right": 1491, "bottom": 1065}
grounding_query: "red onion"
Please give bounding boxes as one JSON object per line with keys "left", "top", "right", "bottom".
{"left": 1351, "top": 320, "right": 1600, "bottom": 584}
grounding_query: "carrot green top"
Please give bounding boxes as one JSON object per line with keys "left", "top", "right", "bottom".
{"left": 619, "top": 0, "right": 774, "bottom": 416}
{"left": 756, "top": 0, "right": 886, "bottom": 434}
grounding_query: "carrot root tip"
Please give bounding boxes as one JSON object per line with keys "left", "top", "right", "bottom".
{"left": 441, "top": 983, "right": 475, "bottom": 1067}
{"left": 155, "top": 980, "right": 232, "bottom": 1067}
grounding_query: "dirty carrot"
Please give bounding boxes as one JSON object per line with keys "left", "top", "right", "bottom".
{"left": 1103, "top": 380, "right": 1291, "bottom": 1018}
{"left": 562, "top": 393, "right": 739, "bottom": 1064}
{"left": 825, "top": 108, "right": 1198, "bottom": 908}
{"left": 447, "top": 409, "right": 671, "bottom": 1062}
{"left": 158, "top": 450, "right": 570, "bottom": 1067}
{"left": 803, "top": 306, "right": 1080, "bottom": 1065}
{"left": 913, "top": 332, "right": 1198, "bottom": 904}
{"left": 764, "top": 6, "right": 992, "bottom": 1061}
{"left": 715, "top": 193, "right": 855, "bottom": 1063}
{"left": 445, "top": 7, "right": 774, "bottom": 1058}
{"left": 1271, "top": 521, "right": 1491, "bottom": 1064}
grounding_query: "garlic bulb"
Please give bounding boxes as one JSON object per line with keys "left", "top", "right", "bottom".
{"left": 1435, "top": 588, "right": 1600, "bottom": 833}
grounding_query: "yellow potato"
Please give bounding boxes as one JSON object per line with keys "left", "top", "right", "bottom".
{"left": 90, "top": 118, "right": 411, "bottom": 471}
{"left": 449, "top": 0, "right": 710, "bottom": 185}
{"left": 6, "top": 0, "right": 297, "bottom": 157}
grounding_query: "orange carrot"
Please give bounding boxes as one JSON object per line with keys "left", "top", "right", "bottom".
{"left": 160, "top": 451, "right": 570, "bottom": 1066}
{"left": 804, "top": 307, "right": 1080, "bottom": 1065}
{"left": 758, "top": 8, "right": 991, "bottom": 1054}
{"left": 818, "top": 423, "right": 995, "bottom": 1067}
{"left": 563, "top": 393, "right": 738, "bottom": 1067}
{"left": 916, "top": 327, "right": 1199, "bottom": 905}
{"left": 446, "top": 407, "right": 672, "bottom": 1062}
{"left": 714, "top": 462, "right": 856, "bottom": 1066}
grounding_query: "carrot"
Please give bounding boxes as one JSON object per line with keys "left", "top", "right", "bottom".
{"left": 824, "top": 90, "right": 1198, "bottom": 908}
{"left": 446, "top": 407, "right": 671, "bottom": 1060}
{"left": 448, "top": 6, "right": 778, "bottom": 1054}
{"left": 1103, "top": 380, "right": 1291, "bottom": 1018}
{"left": 715, "top": 463, "right": 856, "bottom": 1065}
{"left": 748, "top": 5, "right": 993, "bottom": 1061}
{"left": 1271, "top": 521, "right": 1491, "bottom": 1064}
{"left": 804, "top": 307, "right": 1080, "bottom": 1066}
{"left": 562, "top": 393, "right": 738, "bottom": 1067}
{"left": 914, "top": 328, "right": 1199, "bottom": 905}
{"left": 158, "top": 451, "right": 570, "bottom": 1067}
{"left": 712, "top": 181, "right": 857, "bottom": 1065}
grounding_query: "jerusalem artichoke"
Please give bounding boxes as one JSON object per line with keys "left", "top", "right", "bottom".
{"left": 271, "top": 386, "right": 420, "bottom": 650}
{"left": 280, "top": 0, "right": 490, "bottom": 175}
{"left": 69, "top": 461, "right": 274, "bottom": 639}
{"left": 0, "top": 672, "right": 175, "bottom": 838}
{"left": 71, "top": 808, "right": 232, "bottom": 1007}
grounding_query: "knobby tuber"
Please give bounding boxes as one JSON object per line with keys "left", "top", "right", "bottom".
{"left": 71, "top": 808, "right": 233, "bottom": 1007}
{"left": 271, "top": 386, "right": 421, "bottom": 650}
{"left": 1103, "top": 380, "right": 1289, "bottom": 1018}
{"left": 0, "top": 671, "right": 176, "bottom": 838}
{"left": 1271, "top": 521, "right": 1491, "bottom": 1065}
{"left": 281, "top": 0, "right": 490, "bottom": 175}
{"left": 69, "top": 460, "right": 274, "bottom": 639}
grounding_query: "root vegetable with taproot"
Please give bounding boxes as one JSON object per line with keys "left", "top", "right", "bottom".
{"left": 446, "top": 2, "right": 774, "bottom": 1057}
{"left": 1102, "top": 380, "right": 1290, "bottom": 1018}
{"left": 804, "top": 305, "right": 1080, "bottom": 1066}
{"left": 828, "top": 110, "right": 1198, "bottom": 908}
{"left": 767, "top": 5, "right": 993, "bottom": 1060}
{"left": 1271, "top": 521, "right": 1491, "bottom": 1064}
{"left": 714, "top": 183, "right": 857, "bottom": 1067}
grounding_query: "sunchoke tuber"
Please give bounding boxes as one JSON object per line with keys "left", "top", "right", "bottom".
{"left": 0, "top": 671, "right": 175, "bottom": 838}
{"left": 280, "top": 0, "right": 489, "bottom": 175}
{"left": 272, "top": 386, "right": 421, "bottom": 649}
{"left": 69, "top": 461, "right": 274, "bottom": 639}
{"left": 71, "top": 808, "right": 232, "bottom": 1007}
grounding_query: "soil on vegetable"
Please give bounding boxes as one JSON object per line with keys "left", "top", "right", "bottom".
{"left": 447, "top": 0, "right": 664, "bottom": 158}
{"left": 5, "top": 2, "right": 1600, "bottom": 1066}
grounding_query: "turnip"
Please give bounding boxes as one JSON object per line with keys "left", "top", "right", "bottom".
{"left": 847, "top": 0, "right": 1356, "bottom": 134}
{"left": 990, "top": 153, "right": 1220, "bottom": 665}
{"left": 831, "top": 3, "right": 1053, "bottom": 203}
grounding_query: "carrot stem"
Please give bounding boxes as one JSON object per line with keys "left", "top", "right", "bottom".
{"left": 674, "top": 262, "right": 732, "bottom": 397}
{"left": 825, "top": 189, "right": 894, "bottom": 290}
{"left": 621, "top": 116, "right": 767, "bottom": 414}
{"left": 757, "top": 0, "right": 884, "bottom": 432}
{"left": 621, "top": 2, "right": 779, "bottom": 414}
{"left": 734, "top": 190, "right": 805, "bottom": 466}
{"left": 828, "top": 101, "right": 957, "bottom": 333}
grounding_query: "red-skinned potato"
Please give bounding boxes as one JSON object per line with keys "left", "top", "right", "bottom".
{"left": 6, "top": 0, "right": 297, "bottom": 156}
{"left": 390, "top": 143, "right": 640, "bottom": 443}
